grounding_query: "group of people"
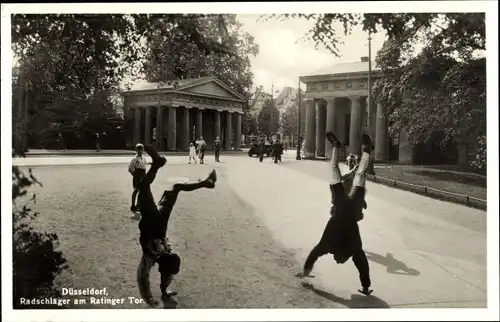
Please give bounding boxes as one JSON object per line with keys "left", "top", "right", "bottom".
{"left": 126, "top": 130, "right": 376, "bottom": 307}
{"left": 128, "top": 143, "right": 218, "bottom": 307}
{"left": 257, "top": 137, "right": 284, "bottom": 164}
{"left": 188, "top": 136, "right": 223, "bottom": 164}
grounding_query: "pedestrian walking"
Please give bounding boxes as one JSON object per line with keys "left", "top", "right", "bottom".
{"left": 96, "top": 133, "right": 101, "bottom": 152}
{"left": 213, "top": 136, "right": 222, "bottom": 162}
{"left": 258, "top": 138, "right": 266, "bottom": 162}
{"left": 196, "top": 136, "right": 206, "bottom": 164}
{"left": 56, "top": 132, "right": 65, "bottom": 151}
{"left": 188, "top": 143, "right": 197, "bottom": 164}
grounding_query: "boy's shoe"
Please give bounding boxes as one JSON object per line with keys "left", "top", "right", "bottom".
{"left": 326, "top": 132, "right": 341, "bottom": 147}
{"left": 203, "top": 170, "right": 217, "bottom": 188}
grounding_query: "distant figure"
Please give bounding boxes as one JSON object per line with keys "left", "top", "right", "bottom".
{"left": 272, "top": 139, "right": 283, "bottom": 164}
{"left": 129, "top": 143, "right": 147, "bottom": 212}
{"left": 213, "top": 136, "right": 222, "bottom": 162}
{"left": 188, "top": 143, "right": 197, "bottom": 164}
{"left": 96, "top": 133, "right": 101, "bottom": 152}
{"left": 163, "top": 136, "right": 168, "bottom": 151}
{"left": 258, "top": 138, "right": 266, "bottom": 162}
{"left": 196, "top": 136, "right": 206, "bottom": 164}
{"left": 56, "top": 132, "right": 65, "bottom": 151}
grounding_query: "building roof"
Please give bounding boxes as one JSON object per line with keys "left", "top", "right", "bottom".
{"left": 125, "top": 76, "right": 247, "bottom": 102}
{"left": 303, "top": 60, "right": 380, "bottom": 77}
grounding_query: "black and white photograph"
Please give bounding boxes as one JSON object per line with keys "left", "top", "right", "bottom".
{"left": 2, "top": 2, "right": 499, "bottom": 321}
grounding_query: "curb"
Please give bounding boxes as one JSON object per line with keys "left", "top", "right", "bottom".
{"left": 298, "top": 156, "right": 486, "bottom": 211}
{"left": 366, "top": 174, "right": 486, "bottom": 211}
{"left": 21, "top": 150, "right": 250, "bottom": 157}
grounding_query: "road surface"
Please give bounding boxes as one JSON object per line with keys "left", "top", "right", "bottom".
{"left": 14, "top": 154, "right": 487, "bottom": 308}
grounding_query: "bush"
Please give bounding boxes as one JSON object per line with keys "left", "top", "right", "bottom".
{"left": 12, "top": 164, "right": 69, "bottom": 309}
{"left": 471, "top": 135, "right": 486, "bottom": 174}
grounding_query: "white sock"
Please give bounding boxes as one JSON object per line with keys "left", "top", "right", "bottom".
{"left": 330, "top": 146, "right": 342, "bottom": 184}
{"left": 353, "top": 152, "right": 370, "bottom": 187}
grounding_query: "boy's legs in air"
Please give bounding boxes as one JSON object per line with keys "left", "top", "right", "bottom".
{"left": 302, "top": 132, "right": 347, "bottom": 276}
{"left": 136, "top": 145, "right": 167, "bottom": 307}
{"left": 346, "top": 134, "right": 373, "bottom": 295}
{"left": 145, "top": 169, "right": 217, "bottom": 299}
{"left": 137, "top": 145, "right": 166, "bottom": 215}
{"left": 348, "top": 134, "right": 373, "bottom": 221}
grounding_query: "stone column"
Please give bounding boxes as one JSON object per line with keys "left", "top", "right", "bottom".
{"left": 325, "top": 98, "right": 337, "bottom": 159}
{"left": 214, "top": 110, "right": 221, "bottom": 139}
{"left": 196, "top": 108, "right": 203, "bottom": 139}
{"left": 304, "top": 99, "right": 316, "bottom": 159}
{"left": 349, "top": 96, "right": 363, "bottom": 156}
{"left": 144, "top": 106, "right": 152, "bottom": 145}
{"left": 167, "top": 106, "right": 177, "bottom": 151}
{"left": 224, "top": 111, "right": 232, "bottom": 150}
{"left": 375, "top": 102, "right": 388, "bottom": 161}
{"left": 315, "top": 101, "right": 326, "bottom": 158}
{"left": 156, "top": 106, "right": 164, "bottom": 150}
{"left": 234, "top": 112, "right": 242, "bottom": 150}
{"left": 181, "top": 107, "right": 190, "bottom": 151}
{"left": 134, "top": 106, "right": 141, "bottom": 145}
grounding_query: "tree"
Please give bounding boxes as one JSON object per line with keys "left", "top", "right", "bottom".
{"left": 12, "top": 14, "right": 238, "bottom": 150}
{"left": 13, "top": 163, "right": 69, "bottom": 308}
{"left": 142, "top": 14, "right": 259, "bottom": 102}
{"left": 266, "top": 13, "right": 486, "bottom": 169}
{"left": 280, "top": 90, "right": 306, "bottom": 137}
{"left": 257, "top": 99, "right": 280, "bottom": 135}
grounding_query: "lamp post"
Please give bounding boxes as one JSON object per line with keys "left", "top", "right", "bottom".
{"left": 295, "top": 79, "right": 302, "bottom": 160}
{"left": 367, "top": 31, "right": 373, "bottom": 138}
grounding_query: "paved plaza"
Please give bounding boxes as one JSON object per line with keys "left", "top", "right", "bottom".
{"left": 14, "top": 153, "right": 487, "bottom": 309}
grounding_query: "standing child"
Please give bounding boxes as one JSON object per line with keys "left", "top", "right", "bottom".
{"left": 188, "top": 143, "right": 197, "bottom": 164}
{"left": 129, "top": 143, "right": 147, "bottom": 212}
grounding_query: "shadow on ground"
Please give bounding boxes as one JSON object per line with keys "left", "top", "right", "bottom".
{"left": 161, "top": 295, "right": 178, "bottom": 309}
{"left": 365, "top": 251, "right": 420, "bottom": 276}
{"left": 301, "top": 282, "right": 390, "bottom": 308}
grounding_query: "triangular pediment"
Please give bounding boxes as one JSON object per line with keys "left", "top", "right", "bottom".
{"left": 177, "top": 77, "right": 245, "bottom": 101}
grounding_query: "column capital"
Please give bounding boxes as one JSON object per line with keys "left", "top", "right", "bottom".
{"left": 172, "top": 103, "right": 180, "bottom": 108}
{"left": 348, "top": 96, "right": 362, "bottom": 101}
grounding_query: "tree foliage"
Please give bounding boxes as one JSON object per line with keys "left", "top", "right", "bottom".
{"left": 280, "top": 90, "right": 306, "bottom": 137}
{"left": 257, "top": 99, "right": 280, "bottom": 135}
{"left": 268, "top": 13, "right": 486, "bottom": 169}
{"left": 12, "top": 14, "right": 242, "bottom": 150}
{"left": 13, "top": 164, "right": 69, "bottom": 309}
{"left": 143, "top": 14, "right": 259, "bottom": 102}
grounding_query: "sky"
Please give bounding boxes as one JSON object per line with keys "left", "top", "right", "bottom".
{"left": 237, "top": 14, "right": 387, "bottom": 94}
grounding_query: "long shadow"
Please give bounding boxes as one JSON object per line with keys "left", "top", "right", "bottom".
{"left": 301, "top": 281, "right": 390, "bottom": 308}
{"left": 365, "top": 251, "right": 420, "bottom": 276}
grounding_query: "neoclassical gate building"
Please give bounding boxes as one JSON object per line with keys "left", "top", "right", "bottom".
{"left": 299, "top": 57, "right": 412, "bottom": 162}
{"left": 122, "top": 76, "right": 246, "bottom": 151}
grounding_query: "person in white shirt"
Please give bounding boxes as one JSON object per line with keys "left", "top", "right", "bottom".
{"left": 196, "top": 136, "right": 207, "bottom": 164}
{"left": 129, "top": 143, "right": 147, "bottom": 212}
{"left": 188, "top": 143, "right": 197, "bottom": 164}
